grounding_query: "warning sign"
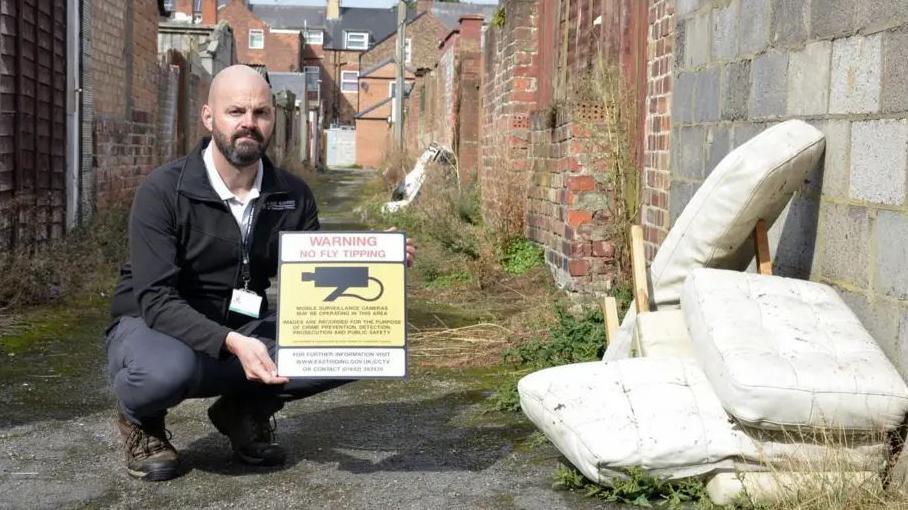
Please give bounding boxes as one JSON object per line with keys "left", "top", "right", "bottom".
{"left": 276, "top": 232, "right": 407, "bottom": 378}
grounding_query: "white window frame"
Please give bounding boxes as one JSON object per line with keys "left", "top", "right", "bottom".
{"left": 344, "top": 31, "right": 369, "bottom": 50}
{"left": 340, "top": 70, "right": 359, "bottom": 93}
{"left": 405, "top": 38, "right": 412, "bottom": 64}
{"left": 248, "top": 29, "right": 264, "bottom": 50}
{"left": 304, "top": 66, "right": 321, "bottom": 91}
{"left": 304, "top": 29, "right": 323, "bottom": 45}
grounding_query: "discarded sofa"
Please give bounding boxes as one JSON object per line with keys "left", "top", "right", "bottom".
{"left": 517, "top": 119, "right": 908, "bottom": 504}
{"left": 383, "top": 143, "right": 455, "bottom": 213}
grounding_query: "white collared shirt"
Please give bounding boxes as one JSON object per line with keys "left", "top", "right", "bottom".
{"left": 202, "top": 143, "right": 264, "bottom": 243}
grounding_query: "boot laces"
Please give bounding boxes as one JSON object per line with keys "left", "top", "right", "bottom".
{"left": 126, "top": 423, "right": 174, "bottom": 458}
{"left": 249, "top": 414, "right": 277, "bottom": 444}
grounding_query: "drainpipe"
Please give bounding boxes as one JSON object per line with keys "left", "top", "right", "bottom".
{"left": 65, "top": 0, "right": 81, "bottom": 230}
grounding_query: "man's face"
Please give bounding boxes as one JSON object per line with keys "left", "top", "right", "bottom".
{"left": 207, "top": 82, "right": 274, "bottom": 167}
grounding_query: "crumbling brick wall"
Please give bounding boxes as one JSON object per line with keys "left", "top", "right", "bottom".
{"left": 479, "top": 0, "right": 646, "bottom": 299}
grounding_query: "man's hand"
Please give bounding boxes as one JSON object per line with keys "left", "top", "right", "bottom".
{"left": 385, "top": 227, "right": 416, "bottom": 267}
{"left": 225, "top": 331, "right": 289, "bottom": 385}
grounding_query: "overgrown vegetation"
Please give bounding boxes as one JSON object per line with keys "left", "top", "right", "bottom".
{"left": 367, "top": 154, "right": 543, "bottom": 291}
{"left": 364, "top": 150, "right": 555, "bottom": 368}
{"left": 0, "top": 204, "right": 129, "bottom": 310}
{"left": 553, "top": 466, "right": 719, "bottom": 509}
{"left": 489, "top": 304, "right": 610, "bottom": 412}
{"left": 550, "top": 432, "right": 908, "bottom": 510}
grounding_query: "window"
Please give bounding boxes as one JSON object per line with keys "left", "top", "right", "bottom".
{"left": 248, "top": 29, "right": 264, "bottom": 49}
{"left": 304, "top": 66, "right": 320, "bottom": 92}
{"left": 344, "top": 31, "right": 369, "bottom": 50}
{"left": 340, "top": 71, "right": 359, "bottom": 93}
{"left": 304, "top": 29, "right": 323, "bottom": 45}
{"left": 405, "top": 38, "right": 412, "bottom": 64}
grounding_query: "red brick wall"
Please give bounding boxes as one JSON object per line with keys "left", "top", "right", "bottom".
{"left": 640, "top": 0, "right": 673, "bottom": 261}
{"left": 356, "top": 119, "right": 392, "bottom": 168}
{"left": 91, "top": 0, "right": 166, "bottom": 206}
{"left": 219, "top": 0, "right": 302, "bottom": 72}
{"left": 360, "top": 12, "right": 448, "bottom": 71}
{"left": 525, "top": 105, "right": 619, "bottom": 293}
{"left": 478, "top": 0, "right": 648, "bottom": 297}
{"left": 479, "top": 0, "right": 540, "bottom": 236}
{"left": 455, "top": 16, "right": 483, "bottom": 181}
{"left": 321, "top": 49, "right": 362, "bottom": 126}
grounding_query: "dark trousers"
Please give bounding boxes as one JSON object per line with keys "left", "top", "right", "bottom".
{"left": 106, "top": 314, "right": 352, "bottom": 424}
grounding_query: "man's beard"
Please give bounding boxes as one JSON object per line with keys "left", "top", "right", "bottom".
{"left": 211, "top": 122, "right": 270, "bottom": 167}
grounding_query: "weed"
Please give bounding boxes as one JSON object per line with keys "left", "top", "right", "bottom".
{"left": 488, "top": 304, "right": 605, "bottom": 411}
{"left": 500, "top": 238, "right": 544, "bottom": 275}
{"left": 424, "top": 271, "right": 472, "bottom": 290}
{"left": 0, "top": 203, "right": 129, "bottom": 309}
{"left": 487, "top": 373, "right": 523, "bottom": 412}
{"left": 491, "top": 7, "right": 506, "bottom": 29}
{"left": 553, "top": 465, "right": 719, "bottom": 509}
{"left": 503, "top": 304, "right": 605, "bottom": 369}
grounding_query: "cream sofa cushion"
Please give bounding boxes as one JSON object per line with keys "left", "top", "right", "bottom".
{"left": 517, "top": 358, "right": 885, "bottom": 484}
{"left": 605, "top": 120, "right": 825, "bottom": 361}
{"left": 683, "top": 268, "right": 908, "bottom": 431}
{"left": 634, "top": 309, "right": 693, "bottom": 358}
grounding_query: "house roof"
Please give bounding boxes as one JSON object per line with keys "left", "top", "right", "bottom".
{"left": 431, "top": 2, "right": 498, "bottom": 30}
{"left": 269, "top": 72, "right": 307, "bottom": 99}
{"left": 248, "top": 5, "right": 326, "bottom": 30}
{"left": 247, "top": 3, "right": 418, "bottom": 51}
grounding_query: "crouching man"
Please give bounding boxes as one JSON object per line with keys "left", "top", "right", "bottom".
{"left": 106, "top": 65, "right": 414, "bottom": 481}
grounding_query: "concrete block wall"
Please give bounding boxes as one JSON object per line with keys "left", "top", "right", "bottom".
{"left": 660, "top": 0, "right": 908, "bottom": 377}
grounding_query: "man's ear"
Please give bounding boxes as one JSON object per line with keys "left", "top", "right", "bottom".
{"left": 201, "top": 104, "right": 214, "bottom": 132}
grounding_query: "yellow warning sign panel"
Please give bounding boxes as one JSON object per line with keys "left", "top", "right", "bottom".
{"left": 276, "top": 232, "right": 407, "bottom": 378}
{"left": 278, "top": 262, "right": 405, "bottom": 347}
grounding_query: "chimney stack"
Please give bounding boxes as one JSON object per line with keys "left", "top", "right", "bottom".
{"left": 416, "top": 0, "right": 433, "bottom": 14}
{"left": 201, "top": 0, "right": 218, "bottom": 25}
{"left": 174, "top": 0, "right": 193, "bottom": 17}
{"left": 326, "top": 0, "right": 341, "bottom": 20}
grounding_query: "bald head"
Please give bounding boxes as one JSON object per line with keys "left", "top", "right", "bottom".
{"left": 202, "top": 65, "right": 274, "bottom": 169}
{"left": 208, "top": 65, "right": 271, "bottom": 107}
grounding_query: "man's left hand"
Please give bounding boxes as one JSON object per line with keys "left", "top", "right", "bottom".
{"left": 385, "top": 227, "right": 416, "bottom": 267}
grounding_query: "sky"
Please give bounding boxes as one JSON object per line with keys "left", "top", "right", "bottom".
{"left": 250, "top": 0, "right": 499, "bottom": 6}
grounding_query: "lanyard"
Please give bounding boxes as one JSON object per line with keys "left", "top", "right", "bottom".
{"left": 239, "top": 199, "right": 257, "bottom": 290}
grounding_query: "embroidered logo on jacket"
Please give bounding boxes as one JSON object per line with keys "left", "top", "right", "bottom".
{"left": 264, "top": 200, "right": 297, "bottom": 211}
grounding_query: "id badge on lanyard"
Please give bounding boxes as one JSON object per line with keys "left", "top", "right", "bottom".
{"left": 229, "top": 201, "right": 262, "bottom": 318}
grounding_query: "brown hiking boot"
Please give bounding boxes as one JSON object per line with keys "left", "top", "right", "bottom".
{"left": 116, "top": 411, "right": 180, "bottom": 481}
{"left": 207, "top": 397, "right": 286, "bottom": 466}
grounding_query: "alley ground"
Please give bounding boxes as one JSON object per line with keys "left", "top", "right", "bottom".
{"left": 0, "top": 168, "right": 617, "bottom": 510}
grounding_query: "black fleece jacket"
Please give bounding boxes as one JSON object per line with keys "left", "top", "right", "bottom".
{"left": 110, "top": 138, "right": 320, "bottom": 358}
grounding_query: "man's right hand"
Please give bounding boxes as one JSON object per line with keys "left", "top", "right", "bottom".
{"left": 225, "top": 332, "right": 289, "bottom": 385}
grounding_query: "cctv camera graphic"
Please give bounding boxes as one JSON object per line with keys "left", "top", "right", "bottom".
{"left": 301, "top": 266, "right": 385, "bottom": 302}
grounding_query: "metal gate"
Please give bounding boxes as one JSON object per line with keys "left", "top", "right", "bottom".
{"left": 325, "top": 126, "right": 356, "bottom": 167}
{"left": 0, "top": 0, "right": 68, "bottom": 250}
